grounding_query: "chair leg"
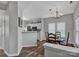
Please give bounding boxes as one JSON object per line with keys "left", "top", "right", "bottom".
{"left": 59, "top": 42, "right": 60, "bottom": 44}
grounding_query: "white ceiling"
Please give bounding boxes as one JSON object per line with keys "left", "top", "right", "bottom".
{"left": 18, "top": 1, "right": 78, "bottom": 20}
{"left": 0, "top": 1, "right": 8, "bottom": 4}
{"left": 0, "top": 1, "right": 9, "bottom": 10}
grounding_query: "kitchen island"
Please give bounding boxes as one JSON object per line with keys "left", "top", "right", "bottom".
{"left": 43, "top": 43, "right": 79, "bottom": 57}
{"left": 22, "top": 31, "right": 37, "bottom": 47}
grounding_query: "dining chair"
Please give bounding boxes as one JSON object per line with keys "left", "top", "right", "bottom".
{"left": 55, "top": 31, "right": 61, "bottom": 39}
{"left": 47, "top": 32, "right": 59, "bottom": 44}
{"left": 66, "top": 32, "right": 69, "bottom": 46}
{"left": 45, "top": 32, "right": 49, "bottom": 42}
{"left": 45, "top": 32, "right": 63, "bottom": 44}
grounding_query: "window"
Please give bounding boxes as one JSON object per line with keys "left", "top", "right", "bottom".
{"left": 75, "top": 17, "right": 79, "bottom": 45}
{"left": 48, "top": 22, "right": 65, "bottom": 38}
{"left": 48, "top": 23, "right": 55, "bottom": 34}
{"left": 57, "top": 22, "right": 65, "bottom": 38}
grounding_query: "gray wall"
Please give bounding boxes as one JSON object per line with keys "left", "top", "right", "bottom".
{"left": 44, "top": 14, "right": 74, "bottom": 44}
{"left": 4, "top": 10, "right": 9, "bottom": 54}
{"left": 0, "top": 10, "right": 5, "bottom": 48}
{"left": 74, "top": 2, "right": 79, "bottom": 18}
{"left": 9, "top": 1, "right": 18, "bottom": 55}
{"left": 4, "top": 1, "right": 19, "bottom": 56}
{"left": 73, "top": 2, "right": 79, "bottom": 46}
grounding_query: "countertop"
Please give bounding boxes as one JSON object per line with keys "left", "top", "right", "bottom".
{"left": 43, "top": 43, "right": 79, "bottom": 54}
{"left": 22, "top": 31, "right": 37, "bottom": 33}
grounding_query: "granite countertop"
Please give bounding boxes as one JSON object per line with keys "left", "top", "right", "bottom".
{"left": 43, "top": 43, "right": 79, "bottom": 54}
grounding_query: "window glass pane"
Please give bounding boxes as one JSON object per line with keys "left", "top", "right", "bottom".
{"left": 60, "top": 30, "right": 65, "bottom": 37}
{"left": 48, "top": 23, "right": 55, "bottom": 34}
{"left": 57, "top": 22, "right": 65, "bottom": 37}
{"left": 57, "top": 22, "right": 65, "bottom": 30}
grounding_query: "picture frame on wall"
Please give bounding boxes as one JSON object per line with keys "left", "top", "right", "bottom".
{"left": 18, "top": 17, "right": 22, "bottom": 27}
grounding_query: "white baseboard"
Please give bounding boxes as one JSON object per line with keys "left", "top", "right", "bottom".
{"left": 4, "top": 47, "right": 22, "bottom": 57}
{"left": 22, "top": 44, "right": 37, "bottom": 47}
{"left": 0, "top": 46, "right": 3, "bottom": 49}
{"left": 18, "top": 46, "right": 22, "bottom": 55}
{"left": 39, "top": 39, "right": 46, "bottom": 41}
{"left": 4, "top": 50, "right": 19, "bottom": 57}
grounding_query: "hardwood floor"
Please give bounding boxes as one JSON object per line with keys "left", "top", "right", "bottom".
{"left": 17, "top": 40, "right": 46, "bottom": 57}
{"left": 0, "top": 40, "right": 45, "bottom": 57}
{"left": 0, "top": 49, "right": 7, "bottom": 57}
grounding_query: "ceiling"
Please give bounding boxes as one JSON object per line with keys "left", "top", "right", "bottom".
{"left": 18, "top": 1, "right": 79, "bottom": 20}
{"left": 0, "top": 1, "right": 78, "bottom": 19}
{"left": 0, "top": 1, "right": 9, "bottom": 10}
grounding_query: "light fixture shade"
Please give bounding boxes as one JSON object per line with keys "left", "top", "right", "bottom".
{"left": 48, "top": 7, "right": 63, "bottom": 18}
